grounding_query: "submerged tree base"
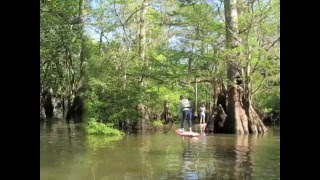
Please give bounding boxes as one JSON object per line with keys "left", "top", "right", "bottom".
{"left": 211, "top": 84, "right": 267, "bottom": 134}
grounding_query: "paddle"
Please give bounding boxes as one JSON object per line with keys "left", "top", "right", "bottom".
{"left": 164, "top": 112, "right": 180, "bottom": 134}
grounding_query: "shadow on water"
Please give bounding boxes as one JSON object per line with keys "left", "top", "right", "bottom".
{"left": 40, "top": 118, "right": 87, "bottom": 158}
{"left": 213, "top": 134, "right": 255, "bottom": 179}
{"left": 159, "top": 132, "right": 278, "bottom": 180}
{"left": 212, "top": 133, "right": 279, "bottom": 180}
{"left": 179, "top": 137, "right": 200, "bottom": 179}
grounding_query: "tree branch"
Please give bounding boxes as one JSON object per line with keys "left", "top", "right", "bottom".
{"left": 214, "top": 1, "right": 225, "bottom": 23}
{"left": 251, "top": 75, "right": 266, "bottom": 95}
{"left": 40, "top": 8, "right": 84, "bottom": 24}
{"left": 177, "top": 77, "right": 215, "bottom": 85}
{"left": 265, "top": 37, "right": 280, "bottom": 51}
{"left": 124, "top": 8, "right": 141, "bottom": 24}
{"left": 113, "top": 2, "right": 131, "bottom": 49}
{"left": 87, "top": 26, "right": 110, "bottom": 45}
{"left": 190, "top": 78, "right": 215, "bottom": 84}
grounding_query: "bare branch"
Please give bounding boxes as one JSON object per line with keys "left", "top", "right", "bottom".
{"left": 214, "top": 2, "right": 225, "bottom": 23}
{"left": 177, "top": 77, "right": 215, "bottom": 85}
{"left": 265, "top": 37, "right": 280, "bottom": 51}
{"left": 263, "top": 0, "right": 272, "bottom": 10}
{"left": 87, "top": 26, "right": 110, "bottom": 45}
{"left": 124, "top": 8, "right": 141, "bottom": 25}
{"left": 250, "top": 48, "right": 268, "bottom": 75}
{"left": 251, "top": 75, "right": 266, "bottom": 95}
{"left": 113, "top": 2, "right": 131, "bottom": 49}
{"left": 190, "top": 78, "right": 215, "bottom": 84}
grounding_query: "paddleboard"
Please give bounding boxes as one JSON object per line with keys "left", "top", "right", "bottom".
{"left": 175, "top": 129, "right": 200, "bottom": 137}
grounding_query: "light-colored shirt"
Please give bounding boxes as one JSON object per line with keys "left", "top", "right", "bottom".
{"left": 178, "top": 98, "right": 191, "bottom": 113}
{"left": 200, "top": 107, "right": 206, "bottom": 114}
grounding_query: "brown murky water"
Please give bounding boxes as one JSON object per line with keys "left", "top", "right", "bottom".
{"left": 40, "top": 119, "right": 280, "bottom": 180}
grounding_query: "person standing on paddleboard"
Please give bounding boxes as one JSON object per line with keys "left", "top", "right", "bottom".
{"left": 199, "top": 104, "right": 207, "bottom": 136}
{"left": 178, "top": 95, "right": 192, "bottom": 133}
{"left": 199, "top": 104, "right": 206, "bottom": 124}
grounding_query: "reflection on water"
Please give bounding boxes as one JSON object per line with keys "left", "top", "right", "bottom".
{"left": 180, "top": 137, "right": 199, "bottom": 179}
{"left": 40, "top": 120, "right": 280, "bottom": 180}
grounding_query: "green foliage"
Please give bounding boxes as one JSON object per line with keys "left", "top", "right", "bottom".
{"left": 41, "top": 0, "right": 279, "bottom": 129}
{"left": 87, "top": 118, "right": 125, "bottom": 136}
{"left": 87, "top": 58, "right": 142, "bottom": 123}
{"left": 152, "top": 120, "right": 163, "bottom": 127}
{"left": 40, "top": 0, "right": 86, "bottom": 95}
{"left": 254, "top": 84, "right": 280, "bottom": 115}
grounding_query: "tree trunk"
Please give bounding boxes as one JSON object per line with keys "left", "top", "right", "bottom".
{"left": 222, "top": 0, "right": 267, "bottom": 134}
{"left": 43, "top": 91, "right": 54, "bottom": 119}
{"left": 223, "top": 0, "right": 239, "bottom": 133}
{"left": 137, "top": 0, "right": 149, "bottom": 130}
{"left": 139, "top": 0, "right": 148, "bottom": 66}
{"left": 136, "top": 103, "right": 151, "bottom": 130}
{"left": 67, "top": 0, "right": 88, "bottom": 124}
{"left": 161, "top": 100, "right": 172, "bottom": 124}
{"left": 194, "top": 72, "right": 198, "bottom": 118}
{"left": 206, "top": 79, "right": 227, "bottom": 132}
